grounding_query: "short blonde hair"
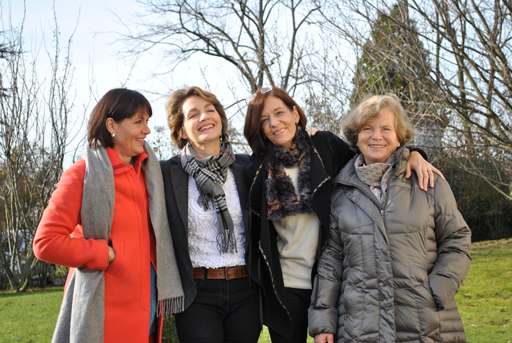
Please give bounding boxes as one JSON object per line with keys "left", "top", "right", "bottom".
{"left": 166, "top": 86, "right": 229, "bottom": 149}
{"left": 343, "top": 94, "right": 414, "bottom": 153}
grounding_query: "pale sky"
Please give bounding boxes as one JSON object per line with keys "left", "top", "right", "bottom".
{"left": 5, "top": 0, "right": 236, "bottom": 162}
{"left": 4, "top": 0, "right": 254, "bottom": 166}
{"left": 4, "top": 0, "right": 345, "bottom": 162}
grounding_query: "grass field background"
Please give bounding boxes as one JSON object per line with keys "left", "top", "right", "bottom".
{"left": 1, "top": 239, "right": 511, "bottom": 342}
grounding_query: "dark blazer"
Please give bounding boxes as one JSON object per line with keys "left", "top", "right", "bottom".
{"left": 160, "top": 153, "right": 260, "bottom": 310}
{"left": 247, "top": 131, "right": 427, "bottom": 338}
{"left": 246, "top": 131, "right": 354, "bottom": 338}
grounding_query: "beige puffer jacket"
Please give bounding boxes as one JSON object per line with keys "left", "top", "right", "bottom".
{"left": 308, "top": 149, "right": 472, "bottom": 342}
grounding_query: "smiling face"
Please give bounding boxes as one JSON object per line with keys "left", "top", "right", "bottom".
{"left": 107, "top": 109, "right": 151, "bottom": 164}
{"left": 356, "top": 108, "right": 400, "bottom": 165}
{"left": 260, "top": 96, "right": 300, "bottom": 148}
{"left": 181, "top": 95, "right": 223, "bottom": 157}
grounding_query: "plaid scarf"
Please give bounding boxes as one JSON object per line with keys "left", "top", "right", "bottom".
{"left": 264, "top": 129, "right": 314, "bottom": 220}
{"left": 181, "top": 139, "right": 237, "bottom": 253}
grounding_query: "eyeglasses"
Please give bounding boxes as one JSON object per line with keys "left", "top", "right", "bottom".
{"left": 245, "top": 86, "right": 273, "bottom": 105}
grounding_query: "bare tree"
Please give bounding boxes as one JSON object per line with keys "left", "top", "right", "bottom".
{"left": 121, "top": 0, "right": 320, "bottom": 93}
{"left": 320, "top": 0, "right": 512, "bottom": 199}
{"left": 0, "top": 8, "right": 76, "bottom": 291}
{"left": 115, "top": 0, "right": 340, "bottom": 149}
{"left": 147, "top": 125, "right": 181, "bottom": 159}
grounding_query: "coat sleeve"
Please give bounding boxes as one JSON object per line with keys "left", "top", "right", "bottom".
{"left": 308, "top": 212, "right": 344, "bottom": 337}
{"left": 428, "top": 177, "right": 472, "bottom": 310}
{"left": 33, "top": 160, "right": 109, "bottom": 270}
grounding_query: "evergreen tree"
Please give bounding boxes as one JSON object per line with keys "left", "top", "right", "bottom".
{"left": 349, "top": 3, "right": 445, "bottom": 158}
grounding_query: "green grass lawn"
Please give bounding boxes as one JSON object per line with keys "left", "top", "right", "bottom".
{"left": 1, "top": 238, "right": 511, "bottom": 342}
{"left": 455, "top": 238, "right": 512, "bottom": 342}
{"left": 0, "top": 287, "right": 63, "bottom": 342}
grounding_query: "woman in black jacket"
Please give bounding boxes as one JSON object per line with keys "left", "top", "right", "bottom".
{"left": 243, "top": 86, "right": 440, "bottom": 343}
{"left": 161, "top": 86, "right": 261, "bottom": 343}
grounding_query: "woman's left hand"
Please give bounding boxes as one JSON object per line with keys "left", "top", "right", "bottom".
{"left": 406, "top": 151, "right": 445, "bottom": 191}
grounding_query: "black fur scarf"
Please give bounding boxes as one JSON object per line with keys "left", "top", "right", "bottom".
{"left": 264, "top": 129, "right": 314, "bottom": 220}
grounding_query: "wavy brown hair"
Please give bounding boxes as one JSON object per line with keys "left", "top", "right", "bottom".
{"left": 244, "top": 86, "right": 307, "bottom": 154}
{"left": 166, "top": 86, "right": 229, "bottom": 149}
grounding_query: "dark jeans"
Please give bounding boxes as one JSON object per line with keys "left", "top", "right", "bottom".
{"left": 269, "top": 287, "right": 312, "bottom": 343}
{"left": 175, "top": 276, "right": 261, "bottom": 343}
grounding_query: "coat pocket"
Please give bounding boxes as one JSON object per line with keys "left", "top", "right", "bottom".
{"left": 417, "top": 283, "right": 441, "bottom": 337}
{"left": 105, "top": 239, "right": 125, "bottom": 276}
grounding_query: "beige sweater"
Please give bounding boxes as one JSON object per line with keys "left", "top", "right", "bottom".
{"left": 272, "top": 166, "right": 320, "bottom": 289}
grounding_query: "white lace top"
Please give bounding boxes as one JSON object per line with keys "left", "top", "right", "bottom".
{"left": 187, "top": 168, "right": 246, "bottom": 268}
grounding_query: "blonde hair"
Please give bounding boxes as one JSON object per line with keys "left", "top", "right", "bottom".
{"left": 343, "top": 94, "right": 414, "bottom": 153}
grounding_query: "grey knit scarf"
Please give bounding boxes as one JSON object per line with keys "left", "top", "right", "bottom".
{"left": 354, "top": 147, "right": 404, "bottom": 206}
{"left": 180, "top": 139, "right": 236, "bottom": 253}
{"left": 52, "top": 142, "right": 184, "bottom": 343}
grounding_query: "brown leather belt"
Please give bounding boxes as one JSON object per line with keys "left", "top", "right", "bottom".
{"left": 192, "top": 266, "right": 248, "bottom": 280}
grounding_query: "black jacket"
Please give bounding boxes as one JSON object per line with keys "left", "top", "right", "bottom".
{"left": 160, "top": 153, "right": 260, "bottom": 310}
{"left": 246, "top": 131, "right": 355, "bottom": 337}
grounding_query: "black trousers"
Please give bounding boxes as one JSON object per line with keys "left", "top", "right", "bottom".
{"left": 175, "top": 276, "right": 261, "bottom": 343}
{"left": 268, "top": 287, "right": 312, "bottom": 343}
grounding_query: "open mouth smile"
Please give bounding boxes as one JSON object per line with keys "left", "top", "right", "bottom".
{"left": 199, "top": 124, "right": 214, "bottom": 132}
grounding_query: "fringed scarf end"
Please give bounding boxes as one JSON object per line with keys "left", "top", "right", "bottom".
{"left": 157, "top": 296, "right": 185, "bottom": 317}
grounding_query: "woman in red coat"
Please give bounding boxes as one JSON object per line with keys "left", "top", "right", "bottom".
{"left": 33, "top": 88, "right": 184, "bottom": 343}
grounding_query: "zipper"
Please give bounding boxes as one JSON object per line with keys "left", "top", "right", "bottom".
{"left": 130, "top": 167, "right": 152, "bottom": 314}
{"left": 380, "top": 168, "right": 398, "bottom": 234}
{"left": 334, "top": 169, "right": 397, "bottom": 243}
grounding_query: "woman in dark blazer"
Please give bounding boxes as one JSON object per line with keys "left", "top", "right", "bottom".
{"left": 243, "top": 86, "right": 441, "bottom": 343}
{"left": 160, "top": 86, "right": 260, "bottom": 343}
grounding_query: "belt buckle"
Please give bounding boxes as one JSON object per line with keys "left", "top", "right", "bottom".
{"left": 225, "top": 266, "right": 236, "bottom": 281}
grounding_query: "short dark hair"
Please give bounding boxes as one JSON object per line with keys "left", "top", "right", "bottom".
{"left": 87, "top": 88, "right": 152, "bottom": 149}
{"left": 166, "top": 86, "right": 229, "bottom": 149}
{"left": 244, "top": 86, "right": 307, "bottom": 154}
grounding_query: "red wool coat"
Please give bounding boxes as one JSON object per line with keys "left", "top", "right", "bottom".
{"left": 34, "top": 148, "right": 163, "bottom": 343}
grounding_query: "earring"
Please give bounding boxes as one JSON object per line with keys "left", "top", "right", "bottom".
{"left": 111, "top": 133, "right": 115, "bottom": 138}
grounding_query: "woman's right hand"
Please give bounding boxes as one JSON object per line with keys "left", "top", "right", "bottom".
{"left": 108, "top": 246, "right": 116, "bottom": 263}
{"left": 315, "top": 333, "right": 334, "bottom": 343}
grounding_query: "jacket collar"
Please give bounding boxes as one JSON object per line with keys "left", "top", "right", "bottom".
{"left": 334, "top": 148, "right": 409, "bottom": 184}
{"left": 249, "top": 134, "right": 331, "bottom": 226}
{"left": 169, "top": 155, "right": 189, "bottom": 233}
{"left": 333, "top": 148, "right": 410, "bottom": 208}
{"left": 106, "top": 147, "right": 148, "bottom": 176}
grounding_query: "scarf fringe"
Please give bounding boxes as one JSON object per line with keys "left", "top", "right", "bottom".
{"left": 217, "top": 227, "right": 237, "bottom": 254}
{"left": 157, "top": 296, "right": 185, "bottom": 317}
